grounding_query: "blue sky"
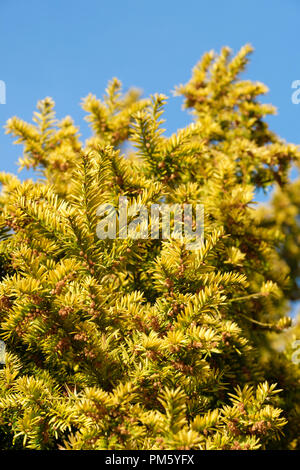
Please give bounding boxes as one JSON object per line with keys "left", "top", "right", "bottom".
{"left": 0, "top": 0, "right": 300, "bottom": 185}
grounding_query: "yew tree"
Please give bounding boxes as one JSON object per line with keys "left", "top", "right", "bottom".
{"left": 0, "top": 45, "right": 299, "bottom": 450}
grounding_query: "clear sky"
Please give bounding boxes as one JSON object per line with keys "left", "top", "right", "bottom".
{"left": 0, "top": 0, "right": 300, "bottom": 184}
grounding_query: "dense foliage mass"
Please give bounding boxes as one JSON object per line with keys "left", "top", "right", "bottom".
{"left": 0, "top": 45, "right": 299, "bottom": 450}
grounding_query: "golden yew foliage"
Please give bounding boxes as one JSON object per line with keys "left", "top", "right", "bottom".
{"left": 0, "top": 45, "right": 299, "bottom": 449}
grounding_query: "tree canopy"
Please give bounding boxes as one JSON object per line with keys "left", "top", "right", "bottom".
{"left": 0, "top": 44, "right": 299, "bottom": 450}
